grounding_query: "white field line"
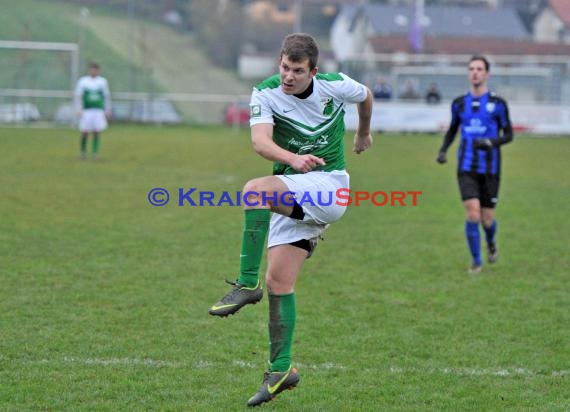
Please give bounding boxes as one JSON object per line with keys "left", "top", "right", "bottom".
{"left": 61, "top": 357, "right": 184, "bottom": 368}
{"left": 18, "top": 357, "right": 567, "bottom": 377}
{"left": 388, "top": 366, "right": 568, "bottom": 377}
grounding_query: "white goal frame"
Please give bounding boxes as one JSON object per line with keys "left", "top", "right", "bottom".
{"left": 0, "top": 40, "right": 79, "bottom": 98}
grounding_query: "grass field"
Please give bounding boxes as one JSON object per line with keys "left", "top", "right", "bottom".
{"left": 1, "top": 125, "right": 568, "bottom": 411}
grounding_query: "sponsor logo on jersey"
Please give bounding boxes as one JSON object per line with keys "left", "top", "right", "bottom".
{"left": 464, "top": 118, "right": 487, "bottom": 134}
{"left": 286, "top": 134, "right": 330, "bottom": 155}
{"left": 298, "top": 134, "right": 329, "bottom": 154}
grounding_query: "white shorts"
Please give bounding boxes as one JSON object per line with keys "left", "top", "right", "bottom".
{"left": 267, "top": 170, "right": 349, "bottom": 248}
{"left": 79, "top": 109, "right": 108, "bottom": 133}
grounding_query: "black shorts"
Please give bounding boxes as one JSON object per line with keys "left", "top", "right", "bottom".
{"left": 457, "top": 172, "right": 500, "bottom": 208}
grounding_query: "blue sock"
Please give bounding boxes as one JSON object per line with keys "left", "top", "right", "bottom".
{"left": 465, "top": 221, "right": 481, "bottom": 265}
{"left": 483, "top": 220, "right": 497, "bottom": 246}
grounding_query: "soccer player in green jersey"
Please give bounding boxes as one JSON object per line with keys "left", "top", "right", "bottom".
{"left": 74, "top": 62, "right": 112, "bottom": 160}
{"left": 208, "top": 33, "right": 374, "bottom": 406}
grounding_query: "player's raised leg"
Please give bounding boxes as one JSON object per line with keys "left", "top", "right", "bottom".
{"left": 209, "top": 177, "right": 293, "bottom": 317}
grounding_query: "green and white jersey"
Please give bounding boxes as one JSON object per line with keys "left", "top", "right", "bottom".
{"left": 250, "top": 72, "right": 367, "bottom": 175}
{"left": 74, "top": 75, "right": 111, "bottom": 111}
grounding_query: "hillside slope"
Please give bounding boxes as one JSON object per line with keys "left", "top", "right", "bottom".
{"left": 86, "top": 14, "right": 252, "bottom": 96}
{"left": 0, "top": 0, "right": 252, "bottom": 122}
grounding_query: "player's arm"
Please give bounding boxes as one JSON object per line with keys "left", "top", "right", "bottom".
{"left": 103, "top": 79, "right": 112, "bottom": 119}
{"left": 251, "top": 124, "right": 325, "bottom": 173}
{"left": 493, "top": 100, "right": 514, "bottom": 146}
{"left": 437, "top": 103, "right": 460, "bottom": 164}
{"left": 495, "top": 122, "right": 513, "bottom": 146}
{"left": 353, "top": 88, "right": 373, "bottom": 154}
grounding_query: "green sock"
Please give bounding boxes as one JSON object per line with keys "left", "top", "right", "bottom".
{"left": 237, "top": 209, "right": 270, "bottom": 287}
{"left": 269, "top": 292, "right": 296, "bottom": 372}
{"left": 80, "top": 135, "right": 87, "bottom": 154}
{"left": 92, "top": 133, "right": 100, "bottom": 155}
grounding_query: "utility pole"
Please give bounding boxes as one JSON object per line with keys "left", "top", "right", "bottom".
{"left": 410, "top": 0, "right": 424, "bottom": 53}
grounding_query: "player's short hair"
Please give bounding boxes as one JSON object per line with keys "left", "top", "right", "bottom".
{"left": 88, "top": 62, "right": 100, "bottom": 70}
{"left": 280, "top": 33, "right": 319, "bottom": 70}
{"left": 470, "top": 55, "right": 490, "bottom": 72}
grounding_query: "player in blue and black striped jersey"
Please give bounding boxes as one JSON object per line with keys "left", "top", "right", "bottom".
{"left": 436, "top": 55, "right": 514, "bottom": 273}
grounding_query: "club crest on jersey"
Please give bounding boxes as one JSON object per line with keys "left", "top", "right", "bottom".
{"left": 250, "top": 105, "right": 261, "bottom": 118}
{"left": 321, "top": 97, "right": 334, "bottom": 116}
{"left": 486, "top": 102, "right": 496, "bottom": 113}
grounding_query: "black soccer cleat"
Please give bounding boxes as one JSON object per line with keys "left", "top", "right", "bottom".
{"left": 487, "top": 243, "right": 499, "bottom": 264}
{"left": 208, "top": 280, "right": 263, "bottom": 317}
{"left": 247, "top": 367, "right": 300, "bottom": 407}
